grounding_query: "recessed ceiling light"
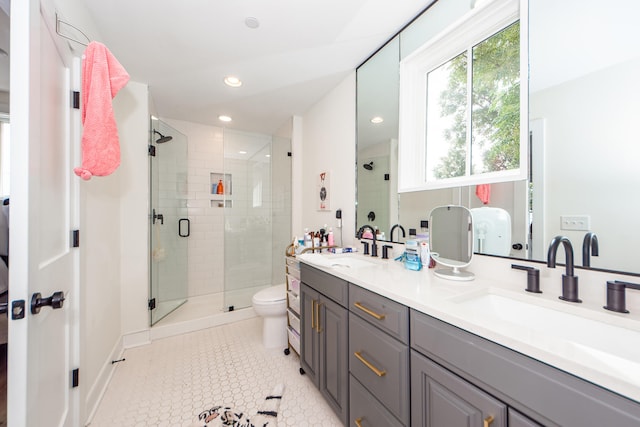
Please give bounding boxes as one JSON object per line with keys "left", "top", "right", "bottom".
{"left": 371, "top": 116, "right": 384, "bottom": 124}
{"left": 239, "top": 151, "right": 247, "bottom": 154}
{"left": 265, "top": 154, "right": 271, "bottom": 158}
{"left": 224, "top": 76, "right": 242, "bottom": 87}
{"left": 218, "top": 115, "right": 232, "bottom": 122}
{"left": 245, "top": 17, "right": 260, "bottom": 29}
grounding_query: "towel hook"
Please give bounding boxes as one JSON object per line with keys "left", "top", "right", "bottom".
{"left": 56, "top": 13, "right": 91, "bottom": 47}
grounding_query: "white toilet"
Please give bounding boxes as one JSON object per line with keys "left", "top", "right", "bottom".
{"left": 252, "top": 284, "right": 288, "bottom": 349}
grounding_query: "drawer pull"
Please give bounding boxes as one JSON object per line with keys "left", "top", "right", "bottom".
{"left": 484, "top": 415, "right": 495, "bottom": 427}
{"left": 354, "top": 302, "right": 386, "bottom": 320}
{"left": 354, "top": 351, "right": 386, "bottom": 377}
{"left": 316, "top": 302, "right": 322, "bottom": 333}
{"left": 354, "top": 417, "right": 364, "bottom": 427}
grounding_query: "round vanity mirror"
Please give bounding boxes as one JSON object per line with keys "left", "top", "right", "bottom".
{"left": 429, "top": 205, "right": 474, "bottom": 281}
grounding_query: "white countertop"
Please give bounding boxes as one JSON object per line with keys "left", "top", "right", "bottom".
{"left": 297, "top": 251, "right": 640, "bottom": 404}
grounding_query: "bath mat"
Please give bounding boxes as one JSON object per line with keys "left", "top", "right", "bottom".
{"left": 192, "top": 383, "right": 284, "bottom": 427}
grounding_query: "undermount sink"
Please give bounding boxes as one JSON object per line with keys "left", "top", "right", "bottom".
{"left": 326, "top": 256, "right": 377, "bottom": 269}
{"left": 298, "top": 253, "right": 377, "bottom": 269}
{"left": 449, "top": 290, "right": 640, "bottom": 368}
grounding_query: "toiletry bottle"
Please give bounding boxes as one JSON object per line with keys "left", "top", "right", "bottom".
{"left": 327, "top": 228, "right": 334, "bottom": 247}
{"left": 420, "top": 241, "right": 430, "bottom": 267}
{"left": 404, "top": 240, "right": 422, "bottom": 271}
{"left": 313, "top": 232, "right": 320, "bottom": 251}
{"left": 212, "top": 182, "right": 218, "bottom": 194}
{"left": 217, "top": 179, "right": 224, "bottom": 194}
{"left": 303, "top": 228, "right": 312, "bottom": 248}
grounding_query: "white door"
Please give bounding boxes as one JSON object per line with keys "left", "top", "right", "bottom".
{"left": 9, "top": 0, "right": 80, "bottom": 425}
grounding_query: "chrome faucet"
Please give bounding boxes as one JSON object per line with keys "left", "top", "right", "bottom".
{"left": 547, "top": 236, "right": 581, "bottom": 303}
{"left": 357, "top": 225, "right": 378, "bottom": 257}
{"left": 389, "top": 224, "right": 406, "bottom": 242}
{"left": 582, "top": 232, "right": 599, "bottom": 267}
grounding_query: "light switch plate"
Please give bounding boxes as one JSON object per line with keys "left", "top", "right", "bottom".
{"left": 560, "top": 215, "right": 591, "bottom": 231}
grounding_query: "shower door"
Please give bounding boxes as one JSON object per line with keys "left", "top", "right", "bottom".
{"left": 223, "top": 130, "right": 273, "bottom": 311}
{"left": 149, "top": 118, "right": 189, "bottom": 325}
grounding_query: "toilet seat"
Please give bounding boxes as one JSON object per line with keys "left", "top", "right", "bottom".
{"left": 253, "top": 284, "right": 286, "bottom": 303}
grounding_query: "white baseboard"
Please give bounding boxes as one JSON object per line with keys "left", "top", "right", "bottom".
{"left": 122, "top": 329, "right": 152, "bottom": 349}
{"left": 150, "top": 307, "right": 256, "bottom": 341}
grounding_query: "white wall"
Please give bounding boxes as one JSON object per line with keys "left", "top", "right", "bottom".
{"left": 117, "top": 82, "right": 151, "bottom": 336}
{"left": 531, "top": 57, "right": 640, "bottom": 272}
{"left": 298, "top": 74, "right": 357, "bottom": 248}
{"left": 81, "top": 81, "right": 150, "bottom": 420}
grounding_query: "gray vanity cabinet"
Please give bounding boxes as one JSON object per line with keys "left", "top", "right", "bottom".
{"left": 411, "top": 351, "right": 507, "bottom": 427}
{"left": 410, "top": 309, "right": 640, "bottom": 427}
{"left": 300, "top": 264, "right": 349, "bottom": 426}
{"left": 348, "top": 285, "right": 410, "bottom": 426}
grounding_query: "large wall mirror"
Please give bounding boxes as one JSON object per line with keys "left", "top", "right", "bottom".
{"left": 356, "top": 0, "right": 640, "bottom": 274}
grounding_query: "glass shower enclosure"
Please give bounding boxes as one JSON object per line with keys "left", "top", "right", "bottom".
{"left": 223, "top": 130, "right": 274, "bottom": 310}
{"left": 149, "top": 118, "right": 189, "bottom": 325}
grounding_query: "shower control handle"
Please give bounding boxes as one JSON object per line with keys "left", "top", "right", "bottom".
{"left": 152, "top": 208, "right": 164, "bottom": 225}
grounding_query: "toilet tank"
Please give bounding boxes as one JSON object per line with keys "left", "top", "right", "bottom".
{"left": 470, "top": 207, "right": 512, "bottom": 256}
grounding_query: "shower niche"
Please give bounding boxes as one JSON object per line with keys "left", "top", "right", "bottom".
{"left": 210, "top": 172, "right": 232, "bottom": 208}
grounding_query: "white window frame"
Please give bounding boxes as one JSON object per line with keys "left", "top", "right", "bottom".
{"left": 398, "top": 0, "right": 528, "bottom": 192}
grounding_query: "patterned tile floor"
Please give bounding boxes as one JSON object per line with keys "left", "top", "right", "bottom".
{"left": 89, "top": 317, "right": 342, "bottom": 426}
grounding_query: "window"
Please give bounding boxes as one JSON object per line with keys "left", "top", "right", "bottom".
{"left": 399, "top": 0, "right": 526, "bottom": 192}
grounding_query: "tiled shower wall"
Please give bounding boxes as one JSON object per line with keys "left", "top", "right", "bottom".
{"left": 164, "top": 119, "right": 291, "bottom": 302}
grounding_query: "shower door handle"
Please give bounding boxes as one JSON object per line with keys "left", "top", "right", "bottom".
{"left": 179, "top": 218, "right": 190, "bottom": 237}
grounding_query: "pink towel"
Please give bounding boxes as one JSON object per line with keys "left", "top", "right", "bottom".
{"left": 74, "top": 41, "right": 130, "bottom": 180}
{"left": 475, "top": 184, "right": 491, "bottom": 204}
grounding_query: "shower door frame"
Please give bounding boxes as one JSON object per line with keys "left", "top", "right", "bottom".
{"left": 149, "top": 118, "right": 189, "bottom": 325}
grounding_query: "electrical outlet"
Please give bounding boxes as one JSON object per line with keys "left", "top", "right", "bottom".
{"left": 560, "top": 215, "right": 591, "bottom": 231}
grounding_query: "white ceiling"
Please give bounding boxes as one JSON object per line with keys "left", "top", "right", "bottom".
{"left": 80, "top": 0, "right": 430, "bottom": 135}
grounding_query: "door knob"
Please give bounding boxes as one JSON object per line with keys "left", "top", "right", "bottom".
{"left": 31, "top": 291, "right": 65, "bottom": 314}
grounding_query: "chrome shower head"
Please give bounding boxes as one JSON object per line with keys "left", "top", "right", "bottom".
{"left": 363, "top": 161, "right": 374, "bottom": 171}
{"left": 153, "top": 130, "right": 173, "bottom": 144}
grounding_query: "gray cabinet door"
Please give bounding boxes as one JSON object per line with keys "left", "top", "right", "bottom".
{"left": 411, "top": 350, "right": 507, "bottom": 427}
{"left": 509, "top": 408, "right": 543, "bottom": 427}
{"left": 300, "top": 283, "right": 319, "bottom": 386}
{"left": 319, "top": 295, "right": 349, "bottom": 425}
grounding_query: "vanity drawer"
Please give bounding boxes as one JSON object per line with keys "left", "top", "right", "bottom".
{"left": 349, "top": 314, "right": 410, "bottom": 425}
{"left": 300, "top": 263, "right": 348, "bottom": 307}
{"left": 349, "top": 284, "right": 409, "bottom": 344}
{"left": 350, "top": 375, "right": 404, "bottom": 427}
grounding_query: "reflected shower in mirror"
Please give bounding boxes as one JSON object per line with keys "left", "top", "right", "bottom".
{"left": 429, "top": 205, "right": 474, "bottom": 281}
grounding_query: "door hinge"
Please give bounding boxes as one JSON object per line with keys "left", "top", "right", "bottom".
{"left": 148, "top": 298, "right": 156, "bottom": 310}
{"left": 72, "top": 368, "right": 79, "bottom": 388}
{"left": 72, "top": 91, "right": 80, "bottom": 109}
{"left": 72, "top": 229, "right": 80, "bottom": 248}
{"left": 148, "top": 145, "right": 156, "bottom": 157}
